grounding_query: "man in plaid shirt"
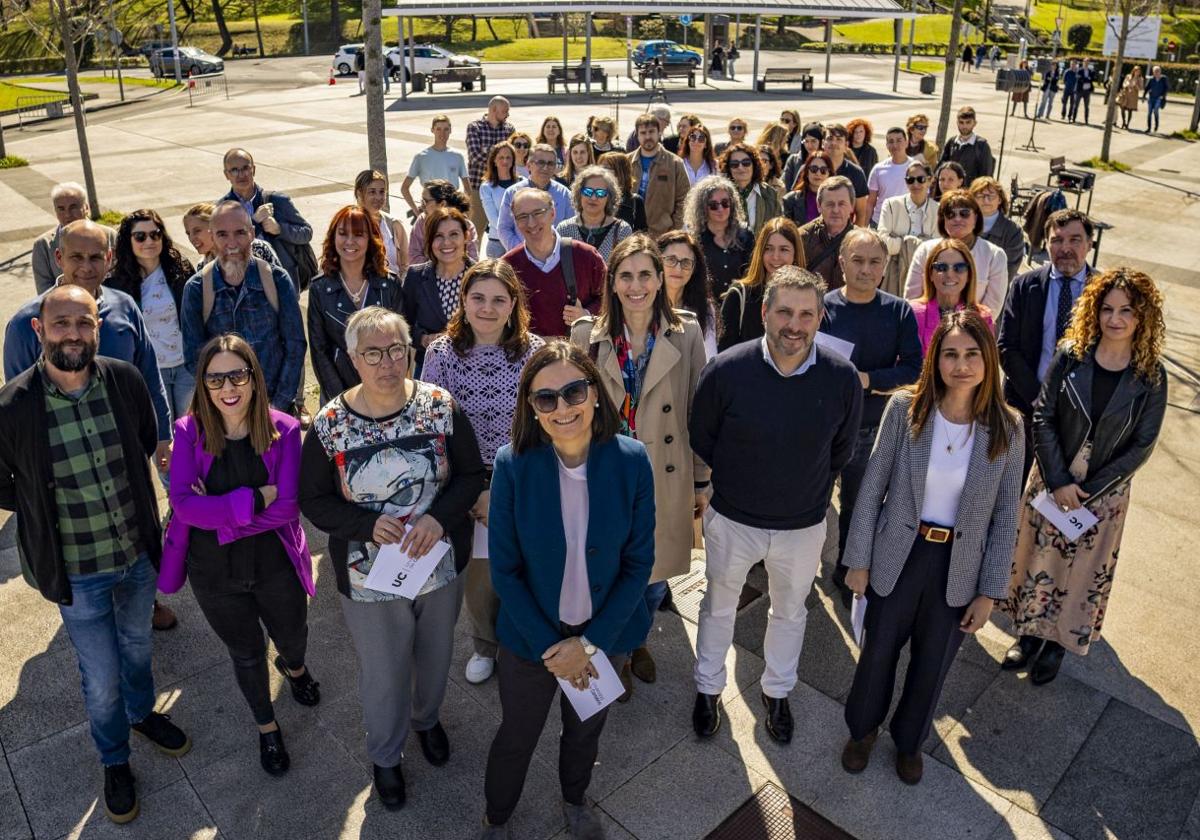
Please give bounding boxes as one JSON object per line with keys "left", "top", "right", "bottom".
{"left": 465, "top": 96, "right": 514, "bottom": 237}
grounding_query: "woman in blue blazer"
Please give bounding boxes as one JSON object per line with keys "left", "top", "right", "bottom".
{"left": 479, "top": 340, "right": 655, "bottom": 839}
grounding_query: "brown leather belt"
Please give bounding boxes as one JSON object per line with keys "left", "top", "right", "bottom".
{"left": 919, "top": 522, "right": 954, "bottom": 544}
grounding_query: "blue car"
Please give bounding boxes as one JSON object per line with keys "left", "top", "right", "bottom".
{"left": 632, "top": 40, "right": 702, "bottom": 68}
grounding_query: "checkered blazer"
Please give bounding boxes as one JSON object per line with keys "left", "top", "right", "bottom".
{"left": 841, "top": 391, "right": 1024, "bottom": 608}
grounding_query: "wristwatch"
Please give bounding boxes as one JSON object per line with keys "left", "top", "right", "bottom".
{"left": 578, "top": 636, "right": 597, "bottom": 657}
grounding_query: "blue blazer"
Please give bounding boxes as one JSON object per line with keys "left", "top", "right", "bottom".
{"left": 489, "top": 435, "right": 656, "bottom": 662}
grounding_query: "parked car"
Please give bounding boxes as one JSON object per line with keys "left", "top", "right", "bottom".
{"left": 149, "top": 46, "right": 224, "bottom": 77}
{"left": 631, "top": 39, "right": 702, "bottom": 68}
{"left": 385, "top": 43, "right": 481, "bottom": 81}
{"left": 332, "top": 43, "right": 364, "bottom": 76}
{"left": 138, "top": 39, "right": 176, "bottom": 59}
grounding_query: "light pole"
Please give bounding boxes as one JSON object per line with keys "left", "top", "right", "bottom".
{"left": 167, "top": 0, "right": 181, "bottom": 82}
{"left": 302, "top": 0, "right": 310, "bottom": 55}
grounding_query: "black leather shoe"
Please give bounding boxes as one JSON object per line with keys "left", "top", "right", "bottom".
{"left": 417, "top": 722, "right": 450, "bottom": 766}
{"left": 274, "top": 655, "right": 321, "bottom": 706}
{"left": 762, "top": 693, "right": 793, "bottom": 744}
{"left": 259, "top": 728, "right": 290, "bottom": 776}
{"left": 373, "top": 763, "right": 406, "bottom": 810}
{"left": 1001, "top": 635, "right": 1044, "bottom": 671}
{"left": 103, "top": 762, "right": 139, "bottom": 824}
{"left": 692, "top": 692, "right": 722, "bottom": 738}
{"left": 1031, "top": 641, "right": 1065, "bottom": 686}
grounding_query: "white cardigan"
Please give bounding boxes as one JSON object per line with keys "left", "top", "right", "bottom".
{"left": 878, "top": 195, "right": 939, "bottom": 255}
{"left": 904, "top": 235, "right": 1010, "bottom": 312}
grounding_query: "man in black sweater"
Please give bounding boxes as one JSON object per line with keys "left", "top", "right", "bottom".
{"left": 819, "top": 229, "right": 922, "bottom": 606}
{"left": 689, "top": 267, "right": 862, "bottom": 745}
{"left": 939, "top": 106, "right": 995, "bottom": 185}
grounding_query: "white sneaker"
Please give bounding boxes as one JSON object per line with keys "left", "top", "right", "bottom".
{"left": 465, "top": 654, "right": 495, "bottom": 684}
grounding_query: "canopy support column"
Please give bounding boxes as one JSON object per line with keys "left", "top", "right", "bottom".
{"left": 585, "top": 12, "right": 592, "bottom": 94}
{"left": 824, "top": 19, "right": 832, "bottom": 83}
{"left": 562, "top": 14, "right": 568, "bottom": 75}
{"left": 893, "top": 18, "right": 901, "bottom": 91}
{"left": 398, "top": 16, "right": 407, "bottom": 100}
{"left": 752, "top": 15, "right": 761, "bottom": 90}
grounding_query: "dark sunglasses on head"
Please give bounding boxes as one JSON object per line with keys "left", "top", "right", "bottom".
{"left": 931, "top": 261, "right": 970, "bottom": 275}
{"left": 905, "top": 175, "right": 929, "bottom": 184}
{"left": 728, "top": 158, "right": 754, "bottom": 169}
{"left": 132, "top": 230, "right": 163, "bottom": 243}
{"left": 203, "top": 367, "right": 252, "bottom": 390}
{"left": 944, "top": 208, "right": 975, "bottom": 220}
{"left": 530, "top": 378, "right": 592, "bottom": 414}
{"left": 581, "top": 186, "right": 610, "bottom": 199}
{"left": 707, "top": 198, "right": 732, "bottom": 210}
{"left": 807, "top": 165, "right": 831, "bottom": 175}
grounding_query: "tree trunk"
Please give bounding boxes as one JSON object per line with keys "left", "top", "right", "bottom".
{"left": 776, "top": 15, "right": 788, "bottom": 36}
{"left": 471, "top": 14, "right": 477, "bottom": 40}
{"left": 211, "top": 0, "right": 232, "bottom": 54}
{"left": 444, "top": 15, "right": 455, "bottom": 44}
{"left": 937, "top": 0, "right": 966, "bottom": 148}
{"left": 329, "top": 0, "right": 341, "bottom": 41}
{"left": 250, "top": 0, "right": 265, "bottom": 56}
{"left": 54, "top": 0, "right": 100, "bottom": 217}
{"left": 527, "top": 13, "right": 539, "bottom": 37}
{"left": 1100, "top": 6, "right": 1131, "bottom": 162}
{"left": 485, "top": 17, "right": 498, "bottom": 39}
{"left": 363, "top": 0, "right": 388, "bottom": 192}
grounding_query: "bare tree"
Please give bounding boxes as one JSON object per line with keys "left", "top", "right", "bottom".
{"left": 937, "top": 0, "right": 967, "bottom": 148}
{"left": 1099, "top": 0, "right": 1156, "bottom": 161}
{"left": 362, "top": 0, "right": 387, "bottom": 188}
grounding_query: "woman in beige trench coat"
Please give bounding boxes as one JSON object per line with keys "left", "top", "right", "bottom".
{"left": 571, "top": 232, "right": 710, "bottom": 700}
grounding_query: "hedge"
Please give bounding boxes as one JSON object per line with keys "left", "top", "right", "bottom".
{"left": 0, "top": 55, "right": 146, "bottom": 75}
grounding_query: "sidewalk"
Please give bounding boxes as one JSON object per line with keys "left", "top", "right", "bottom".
{"left": 0, "top": 75, "right": 181, "bottom": 131}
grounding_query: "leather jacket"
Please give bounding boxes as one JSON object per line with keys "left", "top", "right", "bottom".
{"left": 1033, "top": 345, "right": 1167, "bottom": 498}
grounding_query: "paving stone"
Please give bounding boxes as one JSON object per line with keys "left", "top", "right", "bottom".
{"left": 54, "top": 777, "right": 219, "bottom": 840}
{"left": 0, "top": 646, "right": 87, "bottom": 754}
{"left": 0, "top": 749, "right": 33, "bottom": 840}
{"left": 1040, "top": 699, "right": 1200, "bottom": 840}
{"left": 986, "top": 804, "right": 1077, "bottom": 840}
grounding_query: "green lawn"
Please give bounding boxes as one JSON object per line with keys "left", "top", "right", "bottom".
{"left": 835, "top": 16, "right": 983, "bottom": 45}
{"left": 23, "top": 75, "right": 179, "bottom": 89}
{"left": 906, "top": 59, "right": 946, "bottom": 74}
{"left": 475, "top": 36, "right": 628, "bottom": 61}
{"left": 0, "top": 81, "right": 66, "bottom": 111}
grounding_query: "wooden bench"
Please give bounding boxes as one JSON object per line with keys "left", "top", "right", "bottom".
{"left": 423, "top": 65, "right": 485, "bottom": 93}
{"left": 636, "top": 63, "right": 696, "bottom": 88}
{"left": 755, "top": 67, "right": 814, "bottom": 92}
{"left": 547, "top": 65, "right": 609, "bottom": 93}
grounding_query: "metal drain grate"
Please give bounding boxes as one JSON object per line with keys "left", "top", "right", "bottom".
{"left": 705, "top": 782, "right": 856, "bottom": 840}
{"left": 668, "top": 552, "right": 764, "bottom": 625}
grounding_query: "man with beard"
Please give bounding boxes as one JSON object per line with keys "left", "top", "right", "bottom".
{"left": 180, "top": 201, "right": 306, "bottom": 412}
{"left": 0, "top": 285, "right": 192, "bottom": 825}
{"left": 689, "top": 267, "right": 862, "bottom": 744}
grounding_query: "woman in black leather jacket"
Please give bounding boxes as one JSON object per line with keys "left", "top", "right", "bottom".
{"left": 1000, "top": 267, "right": 1167, "bottom": 685}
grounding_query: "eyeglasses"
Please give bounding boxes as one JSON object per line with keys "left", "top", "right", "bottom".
{"left": 807, "top": 165, "right": 831, "bottom": 175}
{"left": 581, "top": 186, "right": 610, "bottom": 199}
{"left": 729, "top": 125, "right": 746, "bottom": 132}
{"left": 911, "top": 124, "right": 928, "bottom": 131}
{"left": 514, "top": 207, "right": 551, "bottom": 226}
{"left": 529, "top": 378, "right": 593, "bottom": 414}
{"left": 358, "top": 343, "right": 409, "bottom": 366}
{"left": 944, "top": 208, "right": 975, "bottom": 220}
{"left": 976, "top": 191, "right": 999, "bottom": 201}
{"left": 728, "top": 158, "right": 754, "bottom": 169}
{"left": 662, "top": 254, "right": 695, "bottom": 271}
{"left": 707, "top": 198, "right": 732, "bottom": 211}
{"left": 512, "top": 141, "right": 530, "bottom": 149}
{"left": 780, "top": 118, "right": 795, "bottom": 125}
{"left": 931, "top": 261, "right": 970, "bottom": 275}
{"left": 531, "top": 158, "right": 558, "bottom": 169}
{"left": 905, "top": 175, "right": 929, "bottom": 184}
{"left": 688, "top": 132, "right": 706, "bottom": 142}
{"left": 131, "top": 230, "right": 163, "bottom": 243}
{"left": 203, "top": 367, "right": 252, "bottom": 390}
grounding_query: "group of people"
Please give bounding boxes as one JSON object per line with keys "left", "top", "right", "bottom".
{"left": 1, "top": 93, "right": 1168, "bottom": 838}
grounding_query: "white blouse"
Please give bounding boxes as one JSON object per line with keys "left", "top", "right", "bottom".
{"left": 557, "top": 454, "right": 592, "bottom": 626}
{"left": 919, "top": 410, "right": 974, "bottom": 527}
{"left": 139, "top": 266, "right": 185, "bottom": 369}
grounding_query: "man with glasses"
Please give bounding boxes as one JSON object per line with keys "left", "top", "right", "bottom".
{"left": 401, "top": 114, "right": 470, "bottom": 218}
{"left": 627, "top": 113, "right": 690, "bottom": 237}
{"left": 938, "top": 106, "right": 994, "bottom": 186}
{"left": 716, "top": 117, "right": 748, "bottom": 156}
{"left": 865, "top": 127, "right": 916, "bottom": 226}
{"left": 32, "top": 181, "right": 116, "bottom": 294}
{"left": 496, "top": 143, "right": 574, "bottom": 251}
{"left": 503, "top": 189, "right": 605, "bottom": 337}
{"left": 465, "top": 97, "right": 514, "bottom": 235}
{"left": 180, "top": 201, "right": 306, "bottom": 412}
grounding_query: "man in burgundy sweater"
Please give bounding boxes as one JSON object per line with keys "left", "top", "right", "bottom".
{"left": 503, "top": 188, "right": 605, "bottom": 337}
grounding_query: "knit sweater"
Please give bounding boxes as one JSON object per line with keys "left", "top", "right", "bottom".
{"left": 503, "top": 241, "right": 606, "bottom": 338}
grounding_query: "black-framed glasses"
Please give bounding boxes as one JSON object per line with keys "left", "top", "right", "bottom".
{"left": 707, "top": 198, "right": 731, "bottom": 211}
{"left": 203, "top": 367, "right": 252, "bottom": 390}
{"left": 530, "top": 378, "right": 593, "bottom": 414}
{"left": 905, "top": 175, "right": 929, "bottom": 184}
{"left": 358, "top": 343, "right": 409, "bottom": 365}
{"left": 944, "top": 208, "right": 975, "bottom": 220}
{"left": 728, "top": 158, "right": 753, "bottom": 169}
{"left": 132, "top": 230, "right": 163, "bottom": 243}
{"left": 931, "top": 261, "right": 970, "bottom": 275}
{"left": 663, "top": 254, "right": 695, "bottom": 271}
{"left": 581, "top": 186, "right": 610, "bottom": 199}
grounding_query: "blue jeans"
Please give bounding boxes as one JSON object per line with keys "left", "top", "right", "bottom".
{"left": 1036, "top": 88, "right": 1057, "bottom": 119}
{"left": 636, "top": 580, "right": 670, "bottom": 648}
{"left": 160, "top": 363, "right": 196, "bottom": 422}
{"left": 1147, "top": 98, "right": 1164, "bottom": 131}
{"left": 58, "top": 554, "right": 158, "bottom": 766}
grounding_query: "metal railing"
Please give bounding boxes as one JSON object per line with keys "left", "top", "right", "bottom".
{"left": 14, "top": 94, "right": 70, "bottom": 127}
{"left": 186, "top": 72, "right": 230, "bottom": 106}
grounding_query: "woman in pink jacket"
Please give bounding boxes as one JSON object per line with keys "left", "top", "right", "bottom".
{"left": 161, "top": 334, "right": 317, "bottom": 777}
{"left": 907, "top": 238, "right": 994, "bottom": 355}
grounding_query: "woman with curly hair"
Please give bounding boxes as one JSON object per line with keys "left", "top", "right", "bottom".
{"left": 1000, "top": 268, "right": 1168, "bottom": 685}
{"left": 846, "top": 118, "right": 878, "bottom": 176}
{"left": 683, "top": 174, "right": 755, "bottom": 299}
{"left": 717, "top": 216, "right": 804, "bottom": 351}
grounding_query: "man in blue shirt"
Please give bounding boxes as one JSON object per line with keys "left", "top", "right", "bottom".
{"left": 1145, "top": 65, "right": 1170, "bottom": 133}
{"left": 218, "top": 148, "right": 313, "bottom": 286}
{"left": 495, "top": 144, "right": 573, "bottom": 251}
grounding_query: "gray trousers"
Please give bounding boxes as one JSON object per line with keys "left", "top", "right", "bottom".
{"left": 464, "top": 556, "right": 499, "bottom": 658}
{"left": 340, "top": 576, "right": 463, "bottom": 767}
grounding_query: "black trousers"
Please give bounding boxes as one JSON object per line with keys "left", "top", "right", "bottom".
{"left": 483, "top": 643, "right": 626, "bottom": 825}
{"left": 189, "top": 557, "right": 310, "bottom": 726}
{"left": 1019, "top": 410, "right": 1035, "bottom": 486}
{"left": 844, "top": 537, "right": 965, "bottom": 755}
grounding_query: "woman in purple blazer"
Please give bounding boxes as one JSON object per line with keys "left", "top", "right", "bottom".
{"left": 161, "top": 334, "right": 317, "bottom": 777}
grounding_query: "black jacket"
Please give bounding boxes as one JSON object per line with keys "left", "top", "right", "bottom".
{"left": 939, "top": 135, "right": 995, "bottom": 186}
{"left": 1034, "top": 346, "right": 1167, "bottom": 497}
{"left": 617, "top": 194, "right": 648, "bottom": 233}
{"left": 0, "top": 358, "right": 161, "bottom": 604}
{"left": 306, "top": 270, "right": 402, "bottom": 403}
{"left": 402, "top": 260, "right": 474, "bottom": 369}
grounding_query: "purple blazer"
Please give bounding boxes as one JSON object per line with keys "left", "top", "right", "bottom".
{"left": 908, "top": 299, "right": 995, "bottom": 354}
{"left": 160, "top": 409, "right": 314, "bottom": 596}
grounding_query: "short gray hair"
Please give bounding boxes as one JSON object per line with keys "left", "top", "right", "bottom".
{"left": 765, "top": 265, "right": 827, "bottom": 309}
{"left": 839, "top": 227, "right": 888, "bottom": 260}
{"left": 684, "top": 175, "right": 746, "bottom": 239}
{"left": 817, "top": 174, "right": 855, "bottom": 204}
{"left": 570, "top": 165, "right": 621, "bottom": 216}
{"left": 345, "top": 306, "right": 411, "bottom": 355}
{"left": 50, "top": 181, "right": 86, "bottom": 202}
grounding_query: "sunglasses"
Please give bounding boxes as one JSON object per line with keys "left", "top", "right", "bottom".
{"left": 512, "top": 141, "right": 530, "bottom": 149}
{"left": 707, "top": 198, "right": 732, "bottom": 211}
{"left": 807, "top": 165, "right": 830, "bottom": 175}
{"left": 911, "top": 124, "right": 928, "bottom": 131}
{"left": 905, "top": 175, "right": 929, "bottom": 184}
{"left": 688, "top": 132, "right": 706, "bottom": 142}
{"left": 581, "top": 186, "right": 610, "bottom": 199}
{"left": 530, "top": 378, "right": 592, "bottom": 414}
{"left": 663, "top": 254, "right": 695, "bottom": 271}
{"left": 730, "top": 125, "right": 746, "bottom": 132}
{"left": 944, "top": 208, "right": 975, "bottom": 220}
{"left": 358, "top": 342, "right": 409, "bottom": 366}
{"left": 728, "top": 158, "right": 754, "bottom": 169}
{"left": 132, "top": 230, "right": 163, "bottom": 243}
{"left": 203, "top": 367, "right": 252, "bottom": 390}
{"left": 931, "top": 261, "right": 970, "bottom": 275}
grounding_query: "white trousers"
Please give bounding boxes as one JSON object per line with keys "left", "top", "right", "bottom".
{"left": 693, "top": 509, "right": 825, "bottom": 699}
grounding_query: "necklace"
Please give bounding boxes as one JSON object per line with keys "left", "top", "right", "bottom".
{"left": 341, "top": 273, "right": 368, "bottom": 308}
{"left": 938, "top": 411, "right": 973, "bottom": 453}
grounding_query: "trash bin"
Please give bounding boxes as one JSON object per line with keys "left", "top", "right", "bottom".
{"left": 920, "top": 74, "right": 936, "bottom": 95}
{"left": 412, "top": 73, "right": 426, "bottom": 92}
{"left": 46, "top": 101, "right": 64, "bottom": 118}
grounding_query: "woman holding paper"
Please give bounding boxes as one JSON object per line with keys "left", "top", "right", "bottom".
{"left": 839, "top": 311, "right": 1023, "bottom": 785}
{"left": 479, "top": 341, "right": 654, "bottom": 839}
{"left": 422, "top": 259, "right": 545, "bottom": 686}
{"left": 1000, "top": 268, "right": 1167, "bottom": 685}
{"left": 299, "top": 306, "right": 485, "bottom": 811}
{"left": 160, "top": 334, "right": 316, "bottom": 777}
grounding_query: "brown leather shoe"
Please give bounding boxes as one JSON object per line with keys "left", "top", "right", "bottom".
{"left": 630, "top": 646, "right": 657, "bottom": 683}
{"left": 617, "top": 660, "right": 633, "bottom": 703}
{"left": 152, "top": 601, "right": 178, "bottom": 631}
{"left": 896, "top": 750, "right": 924, "bottom": 785}
{"left": 841, "top": 731, "right": 877, "bottom": 774}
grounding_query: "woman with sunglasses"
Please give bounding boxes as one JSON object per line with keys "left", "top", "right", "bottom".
{"left": 508, "top": 132, "right": 532, "bottom": 179}
{"left": 720, "top": 142, "right": 782, "bottom": 235}
{"left": 537, "top": 116, "right": 567, "bottom": 166}
{"left": 556, "top": 133, "right": 595, "bottom": 188}
{"left": 555, "top": 165, "right": 633, "bottom": 262}
{"left": 932, "top": 161, "right": 966, "bottom": 202}
{"left": 684, "top": 174, "right": 755, "bottom": 300}
{"left": 904, "top": 115, "right": 939, "bottom": 169}
{"left": 758, "top": 145, "right": 786, "bottom": 200}
{"left": 570, "top": 234, "right": 709, "bottom": 699}
{"left": 782, "top": 151, "right": 834, "bottom": 227}
{"left": 846, "top": 118, "right": 879, "bottom": 177}
{"left": 599, "top": 151, "right": 648, "bottom": 233}
{"left": 715, "top": 117, "right": 748, "bottom": 156}
{"left": 905, "top": 190, "right": 1009, "bottom": 312}
{"left": 354, "top": 169, "right": 409, "bottom": 276}
{"left": 908, "top": 238, "right": 994, "bottom": 354}
{"left": 680, "top": 124, "right": 717, "bottom": 185}
{"left": 718, "top": 217, "right": 804, "bottom": 351}
{"left": 969, "top": 177, "right": 1025, "bottom": 281}
{"left": 300, "top": 306, "right": 485, "bottom": 811}
{"left": 407, "top": 179, "right": 480, "bottom": 269}
{"left": 161, "top": 334, "right": 317, "bottom": 777}
{"left": 588, "top": 115, "right": 618, "bottom": 157}
{"left": 478, "top": 341, "right": 653, "bottom": 839}
{"left": 402, "top": 207, "right": 476, "bottom": 373}
{"left": 480, "top": 141, "right": 519, "bottom": 259}
{"left": 840, "top": 310, "right": 1023, "bottom": 785}
{"left": 106, "top": 209, "right": 196, "bottom": 421}
{"left": 877, "top": 161, "right": 940, "bottom": 298}
{"left": 659, "top": 229, "right": 719, "bottom": 359}
{"left": 308, "top": 205, "right": 403, "bottom": 406}
{"left": 779, "top": 109, "right": 804, "bottom": 156}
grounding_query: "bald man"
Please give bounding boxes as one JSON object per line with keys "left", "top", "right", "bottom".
{"left": 465, "top": 96, "right": 515, "bottom": 235}
{"left": 31, "top": 182, "right": 115, "bottom": 294}
{"left": 0, "top": 284, "right": 191, "bottom": 824}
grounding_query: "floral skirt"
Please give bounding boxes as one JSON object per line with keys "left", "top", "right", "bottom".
{"left": 1000, "top": 442, "right": 1130, "bottom": 655}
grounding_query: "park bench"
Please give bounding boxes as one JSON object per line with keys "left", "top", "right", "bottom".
{"left": 636, "top": 63, "right": 696, "bottom": 88}
{"left": 422, "top": 65, "right": 485, "bottom": 93}
{"left": 547, "top": 64, "right": 609, "bottom": 93}
{"left": 755, "top": 67, "right": 814, "bottom": 92}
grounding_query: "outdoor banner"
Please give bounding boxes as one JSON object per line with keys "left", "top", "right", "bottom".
{"left": 1102, "top": 14, "right": 1162, "bottom": 60}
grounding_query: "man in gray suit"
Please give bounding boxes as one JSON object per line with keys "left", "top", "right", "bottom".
{"left": 32, "top": 182, "right": 116, "bottom": 294}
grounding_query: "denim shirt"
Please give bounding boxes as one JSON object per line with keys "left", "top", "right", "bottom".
{"left": 180, "top": 260, "right": 307, "bottom": 410}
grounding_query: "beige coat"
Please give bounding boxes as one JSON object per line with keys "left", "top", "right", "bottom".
{"left": 570, "top": 312, "right": 710, "bottom": 582}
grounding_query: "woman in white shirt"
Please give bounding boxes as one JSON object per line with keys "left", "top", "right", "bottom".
{"left": 904, "top": 190, "right": 1009, "bottom": 312}
{"left": 354, "top": 169, "right": 409, "bottom": 277}
{"left": 878, "top": 160, "right": 939, "bottom": 298}
{"left": 680, "top": 124, "right": 717, "bottom": 185}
